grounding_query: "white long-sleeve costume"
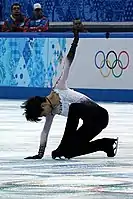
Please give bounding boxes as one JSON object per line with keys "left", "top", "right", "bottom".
{"left": 39, "top": 57, "right": 93, "bottom": 153}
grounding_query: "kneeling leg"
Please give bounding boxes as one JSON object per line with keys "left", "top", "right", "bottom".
{"left": 52, "top": 137, "right": 118, "bottom": 159}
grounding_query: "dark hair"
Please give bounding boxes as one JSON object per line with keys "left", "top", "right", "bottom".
{"left": 11, "top": 3, "right": 21, "bottom": 10}
{"left": 21, "top": 96, "right": 46, "bottom": 122}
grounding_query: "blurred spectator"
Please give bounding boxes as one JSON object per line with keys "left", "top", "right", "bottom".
{"left": 2, "top": 3, "right": 27, "bottom": 32}
{"left": 24, "top": 3, "right": 49, "bottom": 32}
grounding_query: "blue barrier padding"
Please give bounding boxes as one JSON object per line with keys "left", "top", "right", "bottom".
{"left": 0, "top": 32, "right": 133, "bottom": 38}
{"left": 0, "top": 86, "right": 132, "bottom": 102}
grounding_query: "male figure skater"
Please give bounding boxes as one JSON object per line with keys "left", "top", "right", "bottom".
{"left": 21, "top": 24, "right": 118, "bottom": 160}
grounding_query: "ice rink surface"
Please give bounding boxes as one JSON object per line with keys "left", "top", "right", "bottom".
{"left": 0, "top": 100, "right": 133, "bottom": 199}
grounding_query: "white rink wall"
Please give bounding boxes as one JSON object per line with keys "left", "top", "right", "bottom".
{"left": 66, "top": 38, "right": 132, "bottom": 89}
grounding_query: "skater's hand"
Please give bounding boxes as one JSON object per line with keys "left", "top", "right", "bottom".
{"left": 24, "top": 154, "right": 42, "bottom": 159}
{"left": 73, "top": 19, "right": 87, "bottom": 32}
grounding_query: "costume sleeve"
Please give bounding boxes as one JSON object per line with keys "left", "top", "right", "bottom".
{"left": 54, "top": 31, "right": 79, "bottom": 90}
{"left": 38, "top": 114, "right": 54, "bottom": 157}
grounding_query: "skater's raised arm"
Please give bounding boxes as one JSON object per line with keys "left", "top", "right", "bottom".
{"left": 54, "top": 29, "right": 79, "bottom": 90}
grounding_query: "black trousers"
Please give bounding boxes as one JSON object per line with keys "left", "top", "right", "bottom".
{"left": 52, "top": 102, "right": 116, "bottom": 158}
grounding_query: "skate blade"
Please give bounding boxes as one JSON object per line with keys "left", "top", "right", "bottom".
{"left": 113, "top": 137, "right": 119, "bottom": 156}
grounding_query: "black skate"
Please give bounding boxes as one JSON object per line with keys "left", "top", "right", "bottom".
{"left": 105, "top": 137, "right": 119, "bottom": 157}
{"left": 52, "top": 148, "right": 66, "bottom": 159}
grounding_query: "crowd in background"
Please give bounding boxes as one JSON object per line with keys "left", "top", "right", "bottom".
{"left": 0, "top": 2, "right": 88, "bottom": 33}
{"left": 1, "top": 2, "right": 49, "bottom": 32}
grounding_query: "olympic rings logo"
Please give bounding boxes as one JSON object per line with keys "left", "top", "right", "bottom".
{"left": 94, "top": 50, "right": 129, "bottom": 78}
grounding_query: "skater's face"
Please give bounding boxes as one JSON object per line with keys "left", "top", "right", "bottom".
{"left": 41, "top": 101, "right": 52, "bottom": 116}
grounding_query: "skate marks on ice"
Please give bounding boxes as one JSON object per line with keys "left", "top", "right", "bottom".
{"left": 0, "top": 158, "right": 133, "bottom": 199}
